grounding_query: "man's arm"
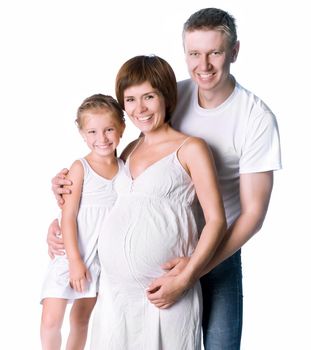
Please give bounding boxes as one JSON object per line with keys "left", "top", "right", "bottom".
{"left": 160, "top": 171, "right": 274, "bottom": 277}
{"left": 51, "top": 168, "right": 72, "bottom": 206}
{"left": 47, "top": 168, "right": 72, "bottom": 258}
{"left": 47, "top": 218, "right": 65, "bottom": 258}
{"left": 202, "top": 171, "right": 273, "bottom": 274}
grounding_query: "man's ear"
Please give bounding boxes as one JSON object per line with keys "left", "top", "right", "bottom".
{"left": 231, "top": 41, "right": 240, "bottom": 63}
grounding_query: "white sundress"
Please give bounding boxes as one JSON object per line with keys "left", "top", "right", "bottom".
{"left": 91, "top": 139, "right": 202, "bottom": 350}
{"left": 40, "top": 158, "right": 124, "bottom": 303}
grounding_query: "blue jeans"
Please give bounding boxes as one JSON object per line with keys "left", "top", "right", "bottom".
{"left": 200, "top": 250, "right": 243, "bottom": 350}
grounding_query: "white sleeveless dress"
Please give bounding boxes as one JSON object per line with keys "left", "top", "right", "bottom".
{"left": 91, "top": 139, "right": 202, "bottom": 349}
{"left": 40, "top": 158, "right": 123, "bottom": 303}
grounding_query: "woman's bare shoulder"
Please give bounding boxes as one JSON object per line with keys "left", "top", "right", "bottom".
{"left": 183, "top": 135, "right": 210, "bottom": 151}
{"left": 120, "top": 137, "right": 143, "bottom": 161}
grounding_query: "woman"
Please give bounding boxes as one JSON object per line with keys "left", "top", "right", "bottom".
{"left": 90, "top": 55, "right": 226, "bottom": 349}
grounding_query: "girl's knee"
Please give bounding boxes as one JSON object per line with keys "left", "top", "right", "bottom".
{"left": 41, "top": 298, "right": 67, "bottom": 331}
{"left": 70, "top": 299, "right": 96, "bottom": 326}
{"left": 41, "top": 314, "right": 62, "bottom": 332}
{"left": 69, "top": 310, "right": 92, "bottom": 327}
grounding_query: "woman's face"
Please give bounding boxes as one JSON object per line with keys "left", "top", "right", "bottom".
{"left": 123, "top": 81, "right": 166, "bottom": 134}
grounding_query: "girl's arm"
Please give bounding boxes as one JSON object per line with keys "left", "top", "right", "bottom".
{"left": 61, "top": 160, "right": 90, "bottom": 293}
{"left": 46, "top": 137, "right": 141, "bottom": 256}
{"left": 147, "top": 137, "right": 226, "bottom": 308}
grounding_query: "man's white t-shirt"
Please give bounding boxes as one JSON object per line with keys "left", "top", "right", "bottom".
{"left": 171, "top": 78, "right": 282, "bottom": 227}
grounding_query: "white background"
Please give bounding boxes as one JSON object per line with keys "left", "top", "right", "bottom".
{"left": 1, "top": 0, "right": 310, "bottom": 349}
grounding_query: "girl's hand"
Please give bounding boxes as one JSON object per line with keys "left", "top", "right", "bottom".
{"left": 69, "top": 259, "right": 91, "bottom": 293}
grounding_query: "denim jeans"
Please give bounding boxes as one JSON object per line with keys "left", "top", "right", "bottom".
{"left": 200, "top": 250, "right": 243, "bottom": 350}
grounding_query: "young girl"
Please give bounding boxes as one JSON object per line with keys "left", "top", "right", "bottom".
{"left": 40, "top": 94, "right": 125, "bottom": 350}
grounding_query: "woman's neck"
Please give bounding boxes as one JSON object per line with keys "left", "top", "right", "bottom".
{"left": 141, "top": 123, "right": 172, "bottom": 145}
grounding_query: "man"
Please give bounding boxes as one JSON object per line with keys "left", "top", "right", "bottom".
{"left": 48, "top": 8, "right": 281, "bottom": 349}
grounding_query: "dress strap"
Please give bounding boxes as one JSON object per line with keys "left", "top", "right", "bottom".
{"left": 79, "top": 157, "right": 89, "bottom": 172}
{"left": 175, "top": 137, "right": 191, "bottom": 152}
{"left": 127, "top": 137, "right": 144, "bottom": 160}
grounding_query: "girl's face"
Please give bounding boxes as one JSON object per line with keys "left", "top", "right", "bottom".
{"left": 123, "top": 81, "right": 166, "bottom": 134}
{"left": 80, "top": 109, "right": 124, "bottom": 157}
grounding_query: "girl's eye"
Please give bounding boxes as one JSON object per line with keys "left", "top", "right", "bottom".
{"left": 107, "top": 128, "right": 115, "bottom": 132}
{"left": 88, "top": 130, "right": 96, "bottom": 134}
{"left": 125, "top": 97, "right": 134, "bottom": 102}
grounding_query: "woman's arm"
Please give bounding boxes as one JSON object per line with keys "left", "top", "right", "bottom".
{"left": 147, "top": 138, "right": 226, "bottom": 308}
{"left": 161, "top": 172, "right": 273, "bottom": 277}
{"left": 179, "top": 138, "right": 227, "bottom": 281}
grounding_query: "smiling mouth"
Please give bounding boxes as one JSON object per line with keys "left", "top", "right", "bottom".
{"left": 137, "top": 115, "right": 152, "bottom": 122}
{"left": 197, "top": 72, "right": 215, "bottom": 80}
{"left": 96, "top": 144, "right": 112, "bottom": 149}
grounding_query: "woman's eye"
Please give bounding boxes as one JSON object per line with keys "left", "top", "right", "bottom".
{"left": 145, "top": 94, "right": 155, "bottom": 100}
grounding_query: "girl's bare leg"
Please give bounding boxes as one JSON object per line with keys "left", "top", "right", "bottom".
{"left": 66, "top": 297, "right": 97, "bottom": 350}
{"left": 41, "top": 298, "right": 67, "bottom": 350}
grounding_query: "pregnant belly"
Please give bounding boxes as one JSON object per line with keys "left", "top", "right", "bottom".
{"left": 98, "top": 201, "right": 190, "bottom": 289}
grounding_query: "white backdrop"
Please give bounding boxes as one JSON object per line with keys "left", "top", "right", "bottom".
{"left": 1, "top": 0, "right": 310, "bottom": 349}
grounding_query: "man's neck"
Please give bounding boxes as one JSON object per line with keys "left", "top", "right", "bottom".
{"left": 198, "top": 75, "right": 236, "bottom": 109}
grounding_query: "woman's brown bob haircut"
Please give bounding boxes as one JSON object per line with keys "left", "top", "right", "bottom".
{"left": 115, "top": 55, "right": 177, "bottom": 123}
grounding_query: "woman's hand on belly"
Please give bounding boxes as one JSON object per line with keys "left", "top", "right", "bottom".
{"left": 146, "top": 258, "right": 191, "bottom": 309}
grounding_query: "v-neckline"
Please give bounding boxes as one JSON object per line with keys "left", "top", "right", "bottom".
{"left": 82, "top": 158, "right": 121, "bottom": 182}
{"left": 126, "top": 151, "right": 175, "bottom": 181}
{"left": 126, "top": 136, "right": 190, "bottom": 181}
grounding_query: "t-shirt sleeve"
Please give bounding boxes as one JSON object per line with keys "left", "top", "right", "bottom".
{"left": 239, "top": 110, "right": 282, "bottom": 174}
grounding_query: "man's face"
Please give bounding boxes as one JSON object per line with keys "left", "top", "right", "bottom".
{"left": 184, "top": 29, "right": 239, "bottom": 94}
